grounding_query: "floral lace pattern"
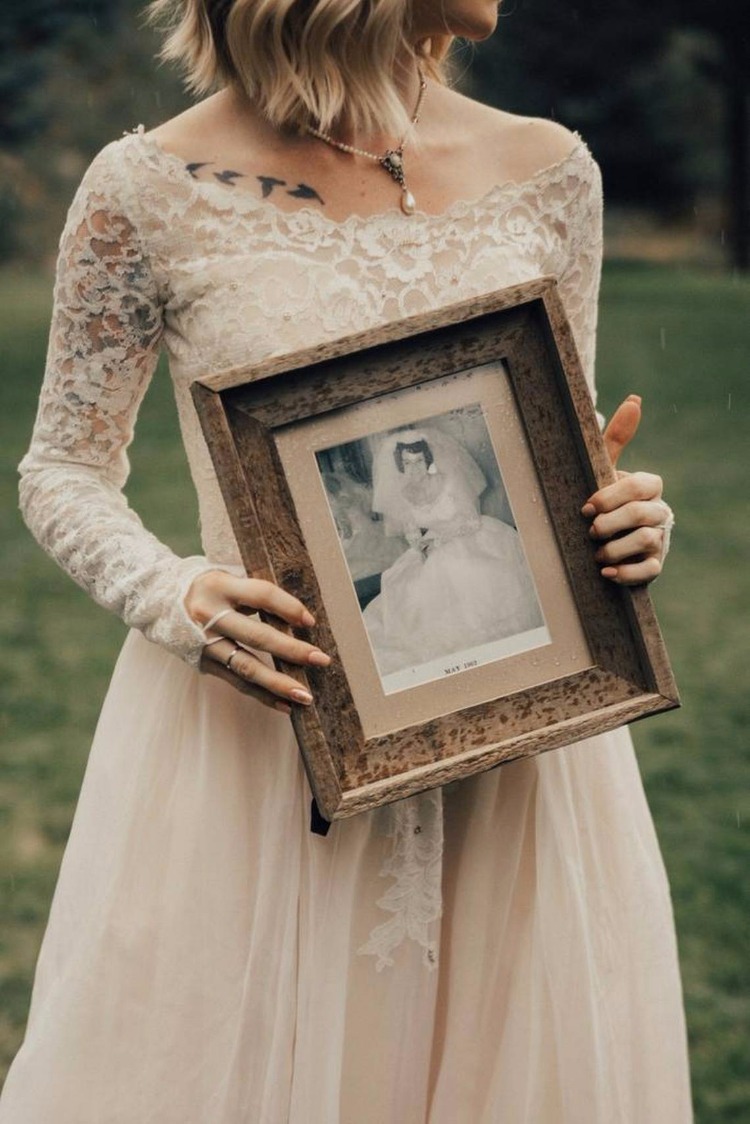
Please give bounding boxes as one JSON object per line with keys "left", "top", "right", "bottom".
{"left": 18, "top": 124, "right": 604, "bottom": 967}
{"left": 357, "top": 788, "right": 444, "bottom": 971}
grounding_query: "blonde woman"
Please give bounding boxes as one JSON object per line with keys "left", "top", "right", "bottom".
{"left": 1, "top": 2, "right": 691, "bottom": 1121}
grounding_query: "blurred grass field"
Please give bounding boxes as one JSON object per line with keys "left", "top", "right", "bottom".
{"left": 0, "top": 262, "right": 748, "bottom": 1119}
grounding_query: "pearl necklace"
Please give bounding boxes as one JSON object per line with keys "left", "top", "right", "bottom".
{"left": 306, "top": 69, "right": 427, "bottom": 215}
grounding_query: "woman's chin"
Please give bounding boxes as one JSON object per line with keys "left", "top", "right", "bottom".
{"left": 413, "top": 1, "right": 499, "bottom": 43}
{"left": 450, "top": 1, "right": 500, "bottom": 40}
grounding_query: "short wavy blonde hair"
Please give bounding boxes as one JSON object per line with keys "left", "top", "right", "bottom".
{"left": 147, "top": 0, "right": 451, "bottom": 137}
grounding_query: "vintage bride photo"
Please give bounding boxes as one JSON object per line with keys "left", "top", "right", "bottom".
{"left": 316, "top": 404, "right": 547, "bottom": 691}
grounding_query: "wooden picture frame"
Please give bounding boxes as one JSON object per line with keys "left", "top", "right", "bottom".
{"left": 191, "top": 277, "right": 679, "bottom": 823}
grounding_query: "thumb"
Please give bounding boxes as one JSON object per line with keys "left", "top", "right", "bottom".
{"left": 603, "top": 394, "right": 642, "bottom": 468}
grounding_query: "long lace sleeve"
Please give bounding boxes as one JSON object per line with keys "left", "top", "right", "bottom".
{"left": 556, "top": 146, "right": 605, "bottom": 421}
{"left": 18, "top": 142, "right": 218, "bottom": 668}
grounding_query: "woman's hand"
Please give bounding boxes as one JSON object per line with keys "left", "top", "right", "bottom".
{"left": 582, "top": 394, "right": 673, "bottom": 586}
{"left": 185, "top": 570, "right": 332, "bottom": 713}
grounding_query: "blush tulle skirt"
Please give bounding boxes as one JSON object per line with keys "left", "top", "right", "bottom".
{"left": 0, "top": 630, "right": 693, "bottom": 1123}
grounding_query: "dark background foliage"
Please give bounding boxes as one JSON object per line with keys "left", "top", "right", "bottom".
{"left": 1, "top": 0, "right": 747, "bottom": 267}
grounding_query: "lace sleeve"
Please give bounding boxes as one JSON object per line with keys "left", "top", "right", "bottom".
{"left": 18, "top": 141, "right": 219, "bottom": 668}
{"left": 556, "top": 146, "right": 605, "bottom": 423}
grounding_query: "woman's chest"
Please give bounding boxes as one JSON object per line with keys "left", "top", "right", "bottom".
{"left": 154, "top": 207, "right": 564, "bottom": 379}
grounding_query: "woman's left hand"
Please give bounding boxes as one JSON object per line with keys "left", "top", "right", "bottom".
{"left": 581, "top": 394, "right": 673, "bottom": 586}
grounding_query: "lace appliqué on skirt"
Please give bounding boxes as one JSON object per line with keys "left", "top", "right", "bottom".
{"left": 357, "top": 788, "right": 444, "bottom": 971}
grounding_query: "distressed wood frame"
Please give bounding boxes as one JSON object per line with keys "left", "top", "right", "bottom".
{"left": 191, "top": 277, "right": 679, "bottom": 822}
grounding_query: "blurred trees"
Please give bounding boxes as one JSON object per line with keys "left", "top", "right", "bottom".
{"left": 470, "top": 0, "right": 749, "bottom": 270}
{"left": 0, "top": 0, "right": 747, "bottom": 270}
{"left": 667, "top": 0, "right": 749, "bottom": 269}
{"left": 0, "top": 0, "right": 186, "bottom": 261}
{"left": 1, "top": 1, "right": 118, "bottom": 147}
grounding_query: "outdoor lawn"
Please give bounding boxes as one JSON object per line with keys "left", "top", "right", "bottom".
{"left": 0, "top": 261, "right": 747, "bottom": 1120}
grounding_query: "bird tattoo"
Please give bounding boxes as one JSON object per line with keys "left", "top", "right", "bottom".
{"left": 185, "top": 162, "right": 210, "bottom": 179}
{"left": 257, "top": 175, "right": 287, "bottom": 198}
{"left": 213, "top": 169, "right": 245, "bottom": 186}
{"left": 287, "top": 183, "right": 325, "bottom": 204}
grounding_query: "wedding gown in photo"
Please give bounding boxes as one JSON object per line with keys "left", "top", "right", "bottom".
{"left": 0, "top": 125, "right": 693, "bottom": 1122}
{"left": 362, "top": 428, "right": 543, "bottom": 678}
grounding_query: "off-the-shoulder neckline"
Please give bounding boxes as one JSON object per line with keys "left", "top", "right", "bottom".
{"left": 125, "top": 124, "right": 591, "bottom": 232}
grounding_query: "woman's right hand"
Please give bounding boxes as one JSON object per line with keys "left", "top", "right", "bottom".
{"left": 185, "top": 570, "right": 331, "bottom": 714}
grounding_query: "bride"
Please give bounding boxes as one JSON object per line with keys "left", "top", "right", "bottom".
{"left": 363, "top": 427, "right": 543, "bottom": 677}
{"left": 0, "top": 0, "right": 691, "bottom": 1119}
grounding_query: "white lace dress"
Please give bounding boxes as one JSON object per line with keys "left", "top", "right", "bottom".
{"left": 0, "top": 127, "right": 693, "bottom": 1123}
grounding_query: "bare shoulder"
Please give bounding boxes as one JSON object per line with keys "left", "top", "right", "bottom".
{"left": 433, "top": 85, "right": 586, "bottom": 183}
{"left": 145, "top": 92, "right": 233, "bottom": 157}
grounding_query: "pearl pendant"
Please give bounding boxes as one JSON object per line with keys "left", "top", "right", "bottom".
{"left": 401, "top": 188, "right": 416, "bottom": 215}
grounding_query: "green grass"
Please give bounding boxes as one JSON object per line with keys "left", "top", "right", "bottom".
{"left": 1, "top": 262, "right": 748, "bottom": 1118}
{"left": 596, "top": 262, "right": 750, "bottom": 1122}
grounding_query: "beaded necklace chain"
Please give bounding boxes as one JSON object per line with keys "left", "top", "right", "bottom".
{"left": 306, "top": 68, "right": 427, "bottom": 215}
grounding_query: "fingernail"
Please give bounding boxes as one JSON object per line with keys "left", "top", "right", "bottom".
{"left": 275, "top": 701, "right": 292, "bottom": 715}
{"left": 628, "top": 394, "right": 642, "bottom": 404}
{"left": 308, "top": 649, "right": 331, "bottom": 666}
{"left": 601, "top": 567, "right": 618, "bottom": 579}
{"left": 301, "top": 610, "right": 316, "bottom": 627}
{"left": 291, "top": 688, "right": 313, "bottom": 705}
{"left": 581, "top": 503, "right": 595, "bottom": 517}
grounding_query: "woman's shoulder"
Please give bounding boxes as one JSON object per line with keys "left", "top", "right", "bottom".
{"left": 143, "top": 91, "right": 231, "bottom": 159}
{"left": 59, "top": 130, "right": 145, "bottom": 235}
{"left": 433, "top": 84, "right": 597, "bottom": 187}
{"left": 66, "top": 104, "right": 219, "bottom": 231}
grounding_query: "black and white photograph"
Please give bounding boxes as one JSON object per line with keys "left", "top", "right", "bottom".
{"left": 316, "top": 402, "right": 548, "bottom": 693}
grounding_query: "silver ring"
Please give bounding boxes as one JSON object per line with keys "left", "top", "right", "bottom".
{"left": 202, "top": 608, "right": 234, "bottom": 637}
{"left": 655, "top": 501, "right": 675, "bottom": 530}
{"left": 225, "top": 645, "right": 242, "bottom": 671}
{"left": 202, "top": 633, "right": 226, "bottom": 648}
{"left": 655, "top": 502, "right": 674, "bottom": 562}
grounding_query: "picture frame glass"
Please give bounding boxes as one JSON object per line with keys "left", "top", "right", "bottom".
{"left": 314, "top": 396, "right": 549, "bottom": 694}
{"left": 276, "top": 359, "right": 593, "bottom": 737}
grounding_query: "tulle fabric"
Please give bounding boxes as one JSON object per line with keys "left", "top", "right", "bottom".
{"left": 0, "top": 631, "right": 692, "bottom": 1123}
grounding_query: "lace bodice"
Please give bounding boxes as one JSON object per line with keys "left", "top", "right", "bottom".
{"left": 19, "top": 125, "right": 602, "bottom": 668}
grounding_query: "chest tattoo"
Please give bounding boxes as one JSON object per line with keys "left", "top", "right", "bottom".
{"left": 213, "top": 168, "right": 245, "bottom": 185}
{"left": 184, "top": 162, "right": 325, "bottom": 206}
{"left": 258, "top": 175, "right": 287, "bottom": 198}
{"left": 286, "top": 182, "right": 325, "bottom": 204}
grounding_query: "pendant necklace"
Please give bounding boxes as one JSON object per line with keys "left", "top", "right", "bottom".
{"left": 306, "top": 68, "right": 427, "bottom": 216}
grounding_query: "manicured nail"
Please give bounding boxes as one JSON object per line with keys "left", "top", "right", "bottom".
{"left": 601, "top": 567, "right": 618, "bottom": 579}
{"left": 291, "top": 688, "right": 313, "bottom": 705}
{"left": 627, "top": 394, "right": 642, "bottom": 404}
{"left": 301, "top": 610, "right": 316, "bottom": 627}
{"left": 581, "top": 503, "right": 596, "bottom": 517}
{"left": 308, "top": 649, "right": 331, "bottom": 666}
{"left": 275, "top": 701, "right": 292, "bottom": 715}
